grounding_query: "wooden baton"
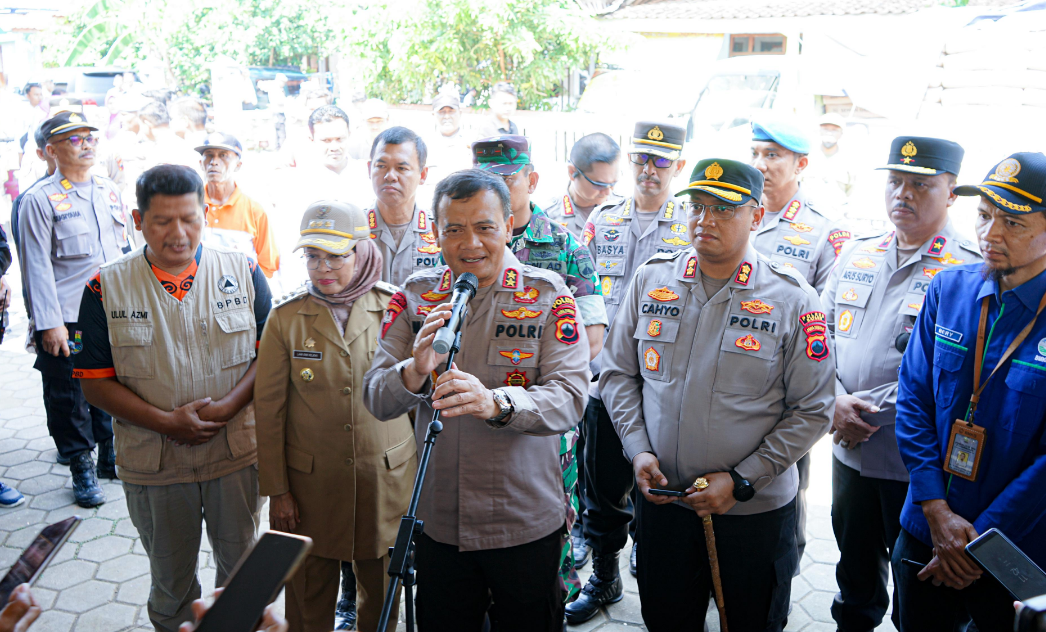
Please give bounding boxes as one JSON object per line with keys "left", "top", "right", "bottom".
{"left": 695, "top": 478, "right": 728, "bottom": 632}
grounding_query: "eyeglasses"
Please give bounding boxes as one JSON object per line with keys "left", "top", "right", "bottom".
{"left": 304, "top": 250, "right": 355, "bottom": 270}
{"left": 629, "top": 153, "right": 674, "bottom": 169}
{"left": 570, "top": 162, "right": 616, "bottom": 189}
{"left": 53, "top": 134, "right": 99, "bottom": 147}
{"left": 683, "top": 202, "right": 757, "bottom": 221}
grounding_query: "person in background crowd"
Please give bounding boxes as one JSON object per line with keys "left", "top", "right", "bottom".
{"left": 475, "top": 82, "right": 519, "bottom": 139}
{"left": 425, "top": 89, "right": 472, "bottom": 186}
{"left": 74, "top": 164, "right": 271, "bottom": 632}
{"left": 542, "top": 133, "right": 623, "bottom": 241}
{"left": 472, "top": 134, "right": 607, "bottom": 605}
{"left": 366, "top": 126, "right": 434, "bottom": 287}
{"left": 822, "top": 136, "right": 980, "bottom": 632}
{"left": 135, "top": 101, "right": 200, "bottom": 175}
{"left": 256, "top": 201, "right": 413, "bottom": 632}
{"left": 364, "top": 169, "right": 591, "bottom": 632}
{"left": 17, "top": 112, "right": 131, "bottom": 508}
{"left": 306, "top": 105, "right": 369, "bottom": 198}
{"left": 348, "top": 99, "right": 390, "bottom": 161}
{"left": 0, "top": 223, "right": 26, "bottom": 509}
{"left": 805, "top": 113, "right": 858, "bottom": 205}
{"left": 601, "top": 158, "right": 834, "bottom": 631}
{"left": 748, "top": 116, "right": 850, "bottom": 572}
{"left": 169, "top": 97, "right": 209, "bottom": 147}
{"left": 196, "top": 132, "right": 280, "bottom": 278}
{"left": 566, "top": 121, "right": 690, "bottom": 625}
{"left": 894, "top": 152, "right": 1046, "bottom": 632}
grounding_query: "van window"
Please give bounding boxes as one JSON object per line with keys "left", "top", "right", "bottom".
{"left": 729, "top": 34, "right": 787, "bottom": 57}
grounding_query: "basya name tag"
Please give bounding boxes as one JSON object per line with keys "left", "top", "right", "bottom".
{"left": 293, "top": 350, "right": 322, "bottom": 361}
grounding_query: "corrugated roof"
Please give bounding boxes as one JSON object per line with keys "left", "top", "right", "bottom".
{"left": 600, "top": 0, "right": 1017, "bottom": 20}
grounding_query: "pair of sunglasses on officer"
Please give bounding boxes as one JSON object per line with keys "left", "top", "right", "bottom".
{"left": 568, "top": 152, "right": 673, "bottom": 190}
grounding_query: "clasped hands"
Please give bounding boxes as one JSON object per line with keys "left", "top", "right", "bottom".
{"left": 632, "top": 452, "right": 737, "bottom": 517}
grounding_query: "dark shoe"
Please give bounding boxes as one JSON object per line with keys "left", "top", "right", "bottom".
{"left": 70, "top": 452, "right": 105, "bottom": 508}
{"left": 564, "top": 552, "right": 623, "bottom": 624}
{"left": 56, "top": 454, "right": 70, "bottom": 466}
{"left": 572, "top": 534, "right": 591, "bottom": 569}
{"left": 629, "top": 542, "right": 637, "bottom": 577}
{"left": 96, "top": 440, "right": 117, "bottom": 479}
{"left": 334, "top": 562, "right": 357, "bottom": 630}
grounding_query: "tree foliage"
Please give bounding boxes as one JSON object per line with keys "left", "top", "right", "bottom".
{"left": 332, "top": 0, "right": 609, "bottom": 109}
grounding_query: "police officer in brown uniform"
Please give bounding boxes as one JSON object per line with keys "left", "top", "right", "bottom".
{"left": 567, "top": 121, "right": 690, "bottom": 623}
{"left": 255, "top": 201, "right": 416, "bottom": 632}
{"left": 363, "top": 169, "right": 591, "bottom": 631}
{"left": 822, "top": 137, "right": 980, "bottom": 632}
{"left": 600, "top": 158, "right": 835, "bottom": 631}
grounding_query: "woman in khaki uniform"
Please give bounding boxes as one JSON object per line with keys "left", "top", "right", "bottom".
{"left": 255, "top": 200, "right": 416, "bottom": 632}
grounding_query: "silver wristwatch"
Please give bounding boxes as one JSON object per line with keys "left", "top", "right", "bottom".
{"left": 486, "top": 388, "right": 514, "bottom": 428}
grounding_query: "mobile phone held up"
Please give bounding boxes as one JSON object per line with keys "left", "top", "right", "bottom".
{"left": 194, "top": 531, "right": 312, "bottom": 632}
{"left": 0, "top": 516, "right": 82, "bottom": 604}
{"left": 965, "top": 528, "right": 1046, "bottom": 602}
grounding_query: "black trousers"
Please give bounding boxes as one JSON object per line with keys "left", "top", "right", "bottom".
{"left": 831, "top": 457, "right": 908, "bottom": 632}
{"left": 414, "top": 530, "right": 564, "bottom": 632}
{"left": 33, "top": 325, "right": 113, "bottom": 459}
{"left": 580, "top": 396, "right": 636, "bottom": 554}
{"left": 892, "top": 529, "right": 1015, "bottom": 632}
{"left": 636, "top": 496, "right": 798, "bottom": 632}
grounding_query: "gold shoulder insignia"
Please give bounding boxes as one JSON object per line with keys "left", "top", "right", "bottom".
{"left": 274, "top": 286, "right": 309, "bottom": 308}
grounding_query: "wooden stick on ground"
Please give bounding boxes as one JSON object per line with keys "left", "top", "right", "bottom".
{"left": 695, "top": 477, "right": 728, "bottom": 632}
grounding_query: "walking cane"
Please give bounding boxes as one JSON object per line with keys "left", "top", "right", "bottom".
{"left": 695, "top": 477, "right": 728, "bottom": 632}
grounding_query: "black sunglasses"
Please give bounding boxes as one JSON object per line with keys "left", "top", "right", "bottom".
{"left": 570, "top": 162, "right": 617, "bottom": 189}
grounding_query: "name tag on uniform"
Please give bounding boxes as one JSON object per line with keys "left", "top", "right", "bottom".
{"left": 293, "top": 350, "right": 322, "bottom": 361}
{"left": 944, "top": 420, "right": 985, "bottom": 482}
{"left": 934, "top": 325, "right": 963, "bottom": 345}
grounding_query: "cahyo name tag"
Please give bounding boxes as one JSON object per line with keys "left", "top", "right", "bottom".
{"left": 944, "top": 419, "right": 985, "bottom": 481}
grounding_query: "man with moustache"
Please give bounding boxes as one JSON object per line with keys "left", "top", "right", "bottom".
{"left": 543, "top": 133, "right": 623, "bottom": 241}
{"left": 567, "top": 121, "right": 690, "bottom": 623}
{"left": 363, "top": 169, "right": 591, "bottom": 631}
{"left": 18, "top": 111, "right": 133, "bottom": 507}
{"left": 600, "top": 158, "right": 834, "bottom": 631}
{"left": 365, "top": 127, "right": 437, "bottom": 288}
{"left": 893, "top": 152, "right": 1046, "bottom": 631}
{"left": 821, "top": 136, "right": 980, "bottom": 632}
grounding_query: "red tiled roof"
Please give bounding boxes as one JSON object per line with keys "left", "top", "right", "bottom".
{"left": 600, "top": 0, "right": 1017, "bottom": 20}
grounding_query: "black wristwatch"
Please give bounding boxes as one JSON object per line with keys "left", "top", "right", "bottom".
{"left": 728, "top": 469, "right": 755, "bottom": 502}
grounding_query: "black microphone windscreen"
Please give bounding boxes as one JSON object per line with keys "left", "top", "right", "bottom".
{"left": 455, "top": 272, "right": 479, "bottom": 298}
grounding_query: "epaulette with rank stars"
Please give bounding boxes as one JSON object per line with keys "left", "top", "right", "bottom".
{"left": 273, "top": 285, "right": 308, "bottom": 308}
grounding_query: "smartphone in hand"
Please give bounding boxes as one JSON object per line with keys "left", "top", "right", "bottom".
{"left": 0, "top": 517, "right": 81, "bottom": 605}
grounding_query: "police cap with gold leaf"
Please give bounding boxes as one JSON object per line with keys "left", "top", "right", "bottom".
{"left": 954, "top": 152, "right": 1046, "bottom": 215}
{"left": 293, "top": 200, "right": 372, "bottom": 256}
{"left": 676, "top": 158, "right": 764, "bottom": 205}
{"left": 40, "top": 111, "right": 98, "bottom": 140}
{"left": 877, "top": 136, "right": 964, "bottom": 176}
{"left": 629, "top": 121, "right": 685, "bottom": 160}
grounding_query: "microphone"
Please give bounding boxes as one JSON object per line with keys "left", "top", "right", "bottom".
{"left": 431, "top": 272, "right": 478, "bottom": 354}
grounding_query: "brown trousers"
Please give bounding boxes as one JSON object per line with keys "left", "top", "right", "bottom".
{"left": 285, "top": 553, "right": 400, "bottom": 632}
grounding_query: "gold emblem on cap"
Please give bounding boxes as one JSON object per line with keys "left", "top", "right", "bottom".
{"left": 704, "top": 161, "right": 724, "bottom": 181}
{"left": 69, "top": 113, "right": 83, "bottom": 123}
{"left": 990, "top": 158, "right": 1021, "bottom": 183}
{"left": 317, "top": 206, "right": 330, "bottom": 218}
{"left": 901, "top": 141, "right": 917, "bottom": 165}
{"left": 647, "top": 126, "right": 664, "bottom": 141}
{"left": 304, "top": 338, "right": 316, "bottom": 349}
{"left": 300, "top": 368, "right": 315, "bottom": 382}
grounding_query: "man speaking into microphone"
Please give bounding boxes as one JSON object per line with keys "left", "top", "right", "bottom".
{"left": 363, "top": 169, "right": 591, "bottom": 631}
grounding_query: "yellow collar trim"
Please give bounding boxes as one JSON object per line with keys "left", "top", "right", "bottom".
{"left": 980, "top": 181, "right": 1043, "bottom": 204}
{"left": 686, "top": 180, "right": 752, "bottom": 195}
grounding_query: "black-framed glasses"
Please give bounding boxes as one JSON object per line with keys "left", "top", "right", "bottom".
{"left": 53, "top": 134, "right": 99, "bottom": 147}
{"left": 304, "top": 250, "right": 355, "bottom": 270}
{"left": 629, "top": 153, "right": 674, "bottom": 169}
{"left": 683, "top": 202, "right": 757, "bottom": 221}
{"left": 570, "top": 162, "right": 617, "bottom": 189}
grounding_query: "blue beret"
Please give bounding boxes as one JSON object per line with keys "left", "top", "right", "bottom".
{"left": 751, "top": 119, "right": 811, "bottom": 155}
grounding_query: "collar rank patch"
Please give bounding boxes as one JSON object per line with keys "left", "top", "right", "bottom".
{"left": 500, "top": 349, "right": 535, "bottom": 365}
{"left": 647, "top": 320, "right": 662, "bottom": 336}
{"left": 928, "top": 235, "right": 946, "bottom": 256}
{"left": 741, "top": 299, "right": 774, "bottom": 314}
{"left": 735, "top": 334, "right": 761, "bottom": 351}
{"left": 878, "top": 232, "right": 896, "bottom": 249}
{"left": 684, "top": 257, "right": 697, "bottom": 278}
{"left": 563, "top": 195, "right": 575, "bottom": 216}
{"left": 502, "top": 268, "right": 520, "bottom": 289}
{"left": 644, "top": 347, "right": 661, "bottom": 371}
{"left": 663, "top": 201, "right": 675, "bottom": 220}
{"left": 513, "top": 286, "right": 539, "bottom": 303}
{"left": 368, "top": 210, "right": 377, "bottom": 229}
{"left": 502, "top": 307, "right": 542, "bottom": 320}
{"left": 647, "top": 287, "right": 679, "bottom": 302}
{"left": 60, "top": 179, "right": 73, "bottom": 190}
{"left": 504, "top": 370, "right": 529, "bottom": 387}
{"left": 734, "top": 261, "right": 753, "bottom": 286}
{"left": 783, "top": 200, "right": 801, "bottom": 221}
{"left": 417, "top": 212, "right": 427, "bottom": 230}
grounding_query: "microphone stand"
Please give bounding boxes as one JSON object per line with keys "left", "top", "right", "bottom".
{"left": 376, "top": 307, "right": 468, "bottom": 632}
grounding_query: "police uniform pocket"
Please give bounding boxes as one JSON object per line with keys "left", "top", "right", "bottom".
{"left": 110, "top": 324, "right": 155, "bottom": 379}
{"left": 635, "top": 340, "right": 672, "bottom": 382}
{"left": 1003, "top": 362, "right": 1046, "bottom": 435}
{"left": 53, "top": 216, "right": 92, "bottom": 259}
{"left": 214, "top": 309, "right": 255, "bottom": 369}
{"left": 635, "top": 316, "right": 679, "bottom": 343}
{"left": 932, "top": 342, "right": 966, "bottom": 407}
{"left": 712, "top": 327, "right": 778, "bottom": 395}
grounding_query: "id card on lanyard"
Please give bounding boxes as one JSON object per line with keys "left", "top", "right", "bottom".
{"left": 945, "top": 293, "right": 1046, "bottom": 481}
